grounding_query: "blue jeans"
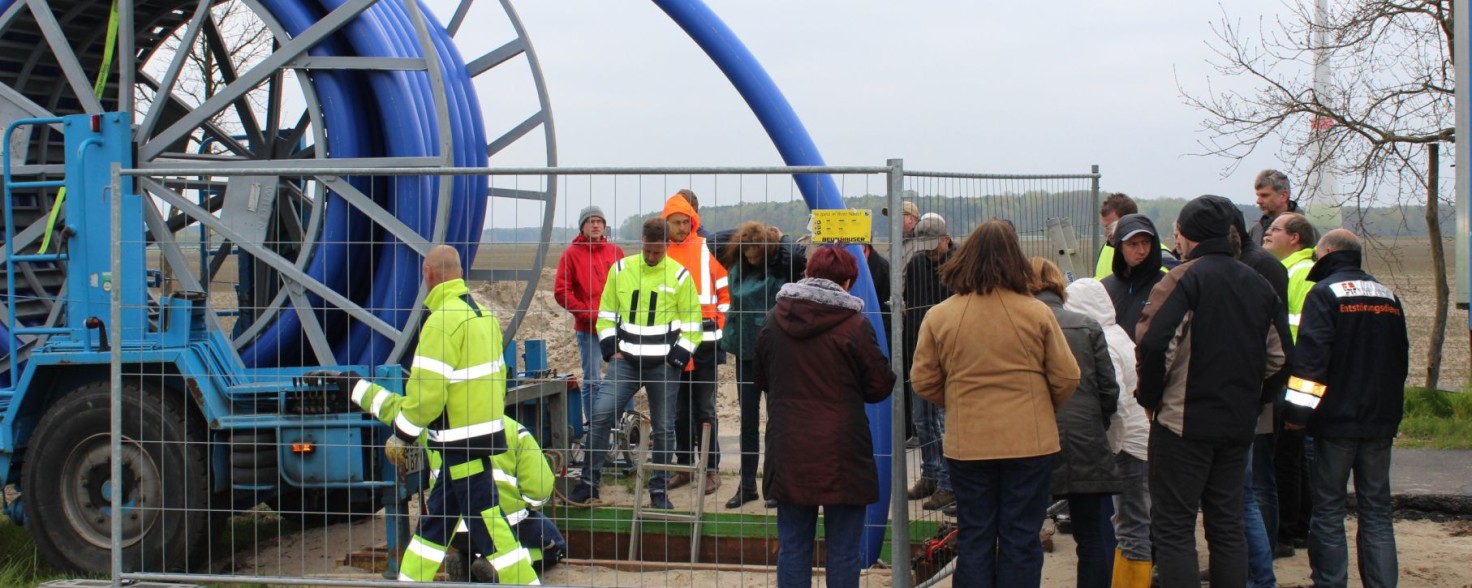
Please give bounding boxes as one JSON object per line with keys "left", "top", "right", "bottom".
{"left": 775, "top": 503, "right": 866, "bottom": 588}
{"left": 909, "top": 386, "right": 950, "bottom": 491}
{"left": 1309, "top": 436, "right": 1397, "bottom": 588}
{"left": 582, "top": 359, "right": 677, "bottom": 494}
{"left": 1253, "top": 431, "right": 1280, "bottom": 552}
{"left": 1244, "top": 448, "right": 1277, "bottom": 587}
{"left": 573, "top": 330, "right": 606, "bottom": 436}
{"left": 515, "top": 509, "right": 567, "bottom": 555}
{"left": 1068, "top": 493, "right": 1116, "bottom": 588}
{"left": 1112, "top": 452, "right": 1151, "bottom": 561}
{"left": 948, "top": 454, "right": 1054, "bottom": 588}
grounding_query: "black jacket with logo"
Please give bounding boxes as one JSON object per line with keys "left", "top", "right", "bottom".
{"left": 1135, "top": 238, "right": 1293, "bottom": 443}
{"left": 1282, "top": 251, "right": 1409, "bottom": 438}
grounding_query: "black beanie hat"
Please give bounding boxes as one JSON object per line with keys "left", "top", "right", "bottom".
{"left": 1176, "top": 195, "right": 1237, "bottom": 242}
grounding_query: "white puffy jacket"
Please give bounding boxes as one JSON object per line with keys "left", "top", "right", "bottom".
{"left": 1065, "top": 278, "right": 1147, "bottom": 461}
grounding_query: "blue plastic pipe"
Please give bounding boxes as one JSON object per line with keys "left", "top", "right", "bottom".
{"left": 653, "top": 0, "right": 894, "bottom": 566}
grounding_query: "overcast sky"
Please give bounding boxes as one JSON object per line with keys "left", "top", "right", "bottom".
{"left": 432, "top": 0, "right": 1308, "bottom": 226}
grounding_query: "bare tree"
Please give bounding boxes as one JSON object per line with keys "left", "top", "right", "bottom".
{"left": 1182, "top": 0, "right": 1454, "bottom": 389}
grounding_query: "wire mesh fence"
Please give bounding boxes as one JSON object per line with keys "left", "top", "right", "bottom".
{"left": 2, "top": 161, "right": 1098, "bottom": 586}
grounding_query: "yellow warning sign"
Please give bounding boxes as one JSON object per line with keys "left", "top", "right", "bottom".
{"left": 809, "top": 209, "right": 873, "bottom": 244}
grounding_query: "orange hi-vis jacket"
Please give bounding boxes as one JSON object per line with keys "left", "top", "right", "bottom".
{"left": 661, "top": 195, "right": 730, "bottom": 370}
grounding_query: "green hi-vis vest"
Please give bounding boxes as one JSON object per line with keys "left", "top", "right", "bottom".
{"left": 1281, "top": 247, "right": 1316, "bottom": 342}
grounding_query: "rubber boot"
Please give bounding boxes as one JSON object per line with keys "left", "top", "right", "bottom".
{"left": 1110, "top": 548, "right": 1153, "bottom": 588}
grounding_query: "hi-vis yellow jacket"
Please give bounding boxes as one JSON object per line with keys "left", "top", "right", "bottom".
{"left": 352, "top": 278, "right": 509, "bottom": 474}
{"left": 596, "top": 254, "right": 702, "bottom": 368}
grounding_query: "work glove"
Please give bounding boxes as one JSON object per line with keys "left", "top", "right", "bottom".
{"left": 600, "top": 336, "right": 617, "bottom": 362}
{"left": 384, "top": 436, "right": 416, "bottom": 469}
{"left": 300, "top": 370, "right": 363, "bottom": 413}
{"left": 666, "top": 345, "right": 691, "bottom": 370}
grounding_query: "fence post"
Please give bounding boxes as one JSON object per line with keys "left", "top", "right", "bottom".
{"left": 109, "top": 162, "right": 124, "bottom": 588}
{"left": 886, "top": 158, "right": 912, "bottom": 588}
{"left": 1090, "top": 164, "right": 1102, "bottom": 270}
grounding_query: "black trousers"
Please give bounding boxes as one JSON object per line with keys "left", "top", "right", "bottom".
{"left": 1149, "top": 423, "right": 1250, "bottom": 588}
{"left": 675, "top": 362, "right": 719, "bottom": 470}
{"left": 1275, "top": 426, "right": 1310, "bottom": 544}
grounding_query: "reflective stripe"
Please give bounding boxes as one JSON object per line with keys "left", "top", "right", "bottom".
{"left": 1288, "top": 376, "right": 1326, "bottom": 398}
{"left": 428, "top": 418, "right": 506, "bottom": 443}
{"left": 394, "top": 413, "right": 424, "bottom": 438}
{"left": 490, "top": 547, "right": 533, "bottom": 571}
{"left": 351, "top": 379, "right": 372, "bottom": 405}
{"left": 516, "top": 428, "right": 533, "bottom": 440}
{"left": 675, "top": 338, "right": 697, "bottom": 353}
{"left": 492, "top": 468, "right": 519, "bottom": 487}
{"left": 455, "top": 519, "right": 469, "bottom": 533}
{"left": 598, "top": 311, "right": 619, "bottom": 321}
{"left": 413, "top": 355, "right": 504, "bottom": 383}
{"left": 397, "top": 573, "right": 415, "bottom": 582}
{"left": 369, "top": 388, "right": 389, "bottom": 416}
{"left": 716, "top": 303, "right": 730, "bottom": 313}
{"left": 619, "top": 321, "right": 677, "bottom": 336}
{"left": 1329, "top": 280, "right": 1396, "bottom": 301}
{"left": 522, "top": 495, "right": 547, "bottom": 508}
{"left": 429, "top": 468, "right": 440, "bottom": 482}
{"left": 1285, "top": 389, "right": 1321, "bottom": 409}
{"left": 701, "top": 329, "right": 723, "bottom": 342}
{"left": 698, "top": 293, "right": 719, "bottom": 305}
{"left": 699, "top": 246, "right": 712, "bottom": 296}
{"left": 411, "top": 355, "right": 456, "bottom": 378}
{"left": 1288, "top": 314, "right": 1301, "bottom": 327}
{"left": 505, "top": 508, "right": 530, "bottom": 526}
{"left": 598, "top": 328, "right": 617, "bottom": 340}
{"left": 407, "top": 538, "right": 446, "bottom": 563}
{"left": 617, "top": 340, "right": 672, "bottom": 357}
{"left": 713, "top": 276, "right": 729, "bottom": 290}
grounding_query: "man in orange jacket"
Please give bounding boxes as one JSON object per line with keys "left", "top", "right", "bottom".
{"left": 661, "top": 192, "right": 729, "bottom": 494}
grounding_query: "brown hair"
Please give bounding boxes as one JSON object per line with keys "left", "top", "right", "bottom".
{"left": 642, "top": 217, "right": 668, "bottom": 242}
{"left": 1028, "top": 257, "right": 1068, "bottom": 301}
{"left": 1100, "top": 193, "right": 1138, "bottom": 217}
{"left": 940, "top": 220, "right": 1034, "bottom": 296}
{"left": 721, "top": 221, "right": 780, "bottom": 270}
{"left": 675, "top": 188, "right": 699, "bottom": 211}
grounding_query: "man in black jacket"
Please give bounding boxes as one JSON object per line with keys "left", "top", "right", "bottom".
{"left": 1135, "top": 196, "right": 1293, "bottom": 588}
{"left": 1283, "top": 229, "right": 1408, "bottom": 588}
{"left": 1101, "top": 214, "right": 1167, "bottom": 340}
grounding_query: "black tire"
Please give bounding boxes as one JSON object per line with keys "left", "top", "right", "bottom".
{"left": 21, "top": 381, "right": 212, "bottom": 574}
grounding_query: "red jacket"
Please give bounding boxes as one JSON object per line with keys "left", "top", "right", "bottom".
{"left": 554, "top": 235, "right": 625, "bottom": 333}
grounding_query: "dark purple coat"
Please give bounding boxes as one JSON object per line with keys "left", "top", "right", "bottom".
{"left": 755, "top": 279, "right": 896, "bottom": 506}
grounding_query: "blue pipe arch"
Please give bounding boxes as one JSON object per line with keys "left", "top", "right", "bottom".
{"left": 654, "top": 0, "right": 895, "bottom": 566}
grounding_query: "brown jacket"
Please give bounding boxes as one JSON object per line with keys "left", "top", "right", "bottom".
{"left": 911, "top": 289, "right": 1080, "bottom": 460}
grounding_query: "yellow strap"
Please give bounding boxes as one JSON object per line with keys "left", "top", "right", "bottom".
{"left": 39, "top": 0, "right": 119, "bottom": 254}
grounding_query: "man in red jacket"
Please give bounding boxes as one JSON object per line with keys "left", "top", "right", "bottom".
{"left": 554, "top": 205, "right": 624, "bottom": 433}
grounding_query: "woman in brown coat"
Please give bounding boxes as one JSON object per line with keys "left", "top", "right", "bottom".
{"left": 911, "top": 221, "right": 1080, "bottom": 588}
{"left": 755, "top": 245, "right": 895, "bottom": 588}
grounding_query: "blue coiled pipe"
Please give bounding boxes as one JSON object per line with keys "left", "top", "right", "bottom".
{"left": 654, "top": 0, "right": 895, "bottom": 567}
{"left": 0, "top": 0, "right": 490, "bottom": 367}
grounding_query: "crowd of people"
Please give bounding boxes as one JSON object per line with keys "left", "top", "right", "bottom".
{"left": 525, "top": 176, "right": 1410, "bottom": 587}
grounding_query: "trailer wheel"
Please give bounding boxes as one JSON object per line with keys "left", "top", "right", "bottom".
{"left": 22, "top": 381, "right": 212, "bottom": 573}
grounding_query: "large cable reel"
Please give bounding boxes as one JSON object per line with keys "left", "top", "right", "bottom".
{"left": 0, "top": 0, "right": 557, "bottom": 370}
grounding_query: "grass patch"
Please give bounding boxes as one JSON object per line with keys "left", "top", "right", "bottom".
{"left": 1397, "top": 387, "right": 1472, "bottom": 449}
{"left": 0, "top": 515, "right": 69, "bottom": 588}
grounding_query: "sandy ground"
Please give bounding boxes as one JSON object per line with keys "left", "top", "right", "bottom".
{"left": 223, "top": 508, "right": 1472, "bottom": 587}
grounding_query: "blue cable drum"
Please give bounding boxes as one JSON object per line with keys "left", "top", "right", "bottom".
{"left": 75, "top": 0, "right": 493, "bottom": 368}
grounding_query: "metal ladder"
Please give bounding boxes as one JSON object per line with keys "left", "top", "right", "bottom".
{"left": 628, "top": 423, "right": 712, "bottom": 562}
{"left": 1047, "top": 216, "right": 1086, "bottom": 282}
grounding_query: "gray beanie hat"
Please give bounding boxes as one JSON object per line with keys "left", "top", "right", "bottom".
{"left": 578, "top": 205, "right": 606, "bottom": 230}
